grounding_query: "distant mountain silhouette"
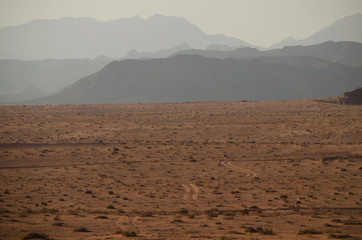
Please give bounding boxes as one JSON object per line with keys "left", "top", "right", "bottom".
{"left": 0, "top": 86, "right": 50, "bottom": 104}
{"left": 125, "top": 43, "right": 190, "bottom": 59}
{"left": 206, "top": 44, "right": 240, "bottom": 51}
{"left": 271, "top": 13, "right": 362, "bottom": 48}
{"left": 0, "top": 58, "right": 110, "bottom": 103}
{"left": 0, "top": 15, "right": 254, "bottom": 60}
{"left": 172, "top": 41, "right": 362, "bottom": 67}
{"left": 24, "top": 55, "right": 362, "bottom": 105}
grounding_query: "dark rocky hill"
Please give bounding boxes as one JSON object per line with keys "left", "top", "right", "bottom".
{"left": 25, "top": 55, "right": 362, "bottom": 105}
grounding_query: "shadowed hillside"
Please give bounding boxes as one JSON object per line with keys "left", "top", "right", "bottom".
{"left": 25, "top": 55, "right": 362, "bottom": 105}
{"left": 339, "top": 88, "right": 362, "bottom": 105}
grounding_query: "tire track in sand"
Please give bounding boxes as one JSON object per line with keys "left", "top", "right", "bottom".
{"left": 182, "top": 184, "right": 199, "bottom": 202}
{"left": 220, "top": 160, "right": 256, "bottom": 178}
{"left": 114, "top": 215, "right": 140, "bottom": 234}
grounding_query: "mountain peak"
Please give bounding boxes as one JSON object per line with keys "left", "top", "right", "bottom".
{"left": 0, "top": 14, "right": 251, "bottom": 60}
{"left": 270, "top": 13, "right": 362, "bottom": 49}
{"left": 147, "top": 14, "right": 186, "bottom": 22}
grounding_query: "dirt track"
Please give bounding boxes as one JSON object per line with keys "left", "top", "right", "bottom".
{"left": 220, "top": 160, "right": 257, "bottom": 178}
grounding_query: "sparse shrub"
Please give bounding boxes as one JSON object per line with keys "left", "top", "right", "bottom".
{"left": 112, "top": 147, "right": 120, "bottom": 154}
{"left": 328, "top": 233, "right": 352, "bottom": 238}
{"left": 171, "top": 218, "right": 185, "bottom": 223}
{"left": 205, "top": 208, "right": 219, "bottom": 219}
{"left": 223, "top": 212, "right": 235, "bottom": 217}
{"left": 73, "top": 227, "right": 91, "bottom": 232}
{"left": 95, "top": 215, "right": 108, "bottom": 219}
{"left": 188, "top": 212, "right": 196, "bottom": 219}
{"left": 117, "top": 208, "right": 125, "bottom": 214}
{"left": 342, "top": 219, "right": 362, "bottom": 225}
{"left": 107, "top": 204, "right": 115, "bottom": 209}
{"left": 260, "top": 228, "right": 275, "bottom": 235}
{"left": 178, "top": 208, "right": 189, "bottom": 215}
{"left": 332, "top": 219, "right": 342, "bottom": 223}
{"left": 245, "top": 227, "right": 274, "bottom": 235}
{"left": 297, "top": 228, "right": 322, "bottom": 235}
{"left": 121, "top": 230, "right": 137, "bottom": 237}
{"left": 114, "top": 229, "right": 123, "bottom": 234}
{"left": 22, "top": 232, "right": 49, "bottom": 239}
{"left": 240, "top": 208, "right": 249, "bottom": 215}
{"left": 67, "top": 209, "right": 78, "bottom": 215}
{"left": 219, "top": 236, "right": 234, "bottom": 240}
{"left": 141, "top": 211, "right": 154, "bottom": 217}
{"left": 183, "top": 229, "right": 200, "bottom": 234}
{"left": 53, "top": 222, "right": 64, "bottom": 227}
{"left": 245, "top": 227, "right": 258, "bottom": 233}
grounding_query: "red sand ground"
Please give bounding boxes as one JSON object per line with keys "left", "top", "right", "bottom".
{"left": 0, "top": 99, "right": 361, "bottom": 239}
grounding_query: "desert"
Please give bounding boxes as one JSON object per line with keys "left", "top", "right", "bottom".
{"left": 1, "top": 2, "right": 362, "bottom": 239}
{"left": 0, "top": 99, "right": 361, "bottom": 239}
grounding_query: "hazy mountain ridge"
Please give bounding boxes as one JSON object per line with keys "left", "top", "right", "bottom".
{"left": 171, "top": 41, "right": 362, "bottom": 67}
{"left": 0, "top": 14, "right": 254, "bottom": 60}
{"left": 271, "top": 13, "right": 362, "bottom": 48}
{"left": 25, "top": 54, "right": 362, "bottom": 105}
{"left": 125, "top": 43, "right": 190, "bottom": 59}
{"left": 0, "top": 58, "right": 110, "bottom": 103}
{"left": 1, "top": 13, "right": 362, "bottom": 105}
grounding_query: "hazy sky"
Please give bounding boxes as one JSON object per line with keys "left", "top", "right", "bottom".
{"left": 1, "top": 0, "right": 362, "bottom": 47}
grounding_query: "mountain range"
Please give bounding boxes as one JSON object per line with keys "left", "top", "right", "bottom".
{"left": 271, "top": 13, "right": 362, "bottom": 48}
{"left": 0, "top": 14, "right": 252, "bottom": 60}
{"left": 25, "top": 54, "right": 362, "bottom": 105}
{"left": 1, "top": 13, "right": 362, "bottom": 105}
{"left": 171, "top": 41, "right": 362, "bottom": 67}
{"left": 2, "top": 13, "right": 361, "bottom": 61}
{"left": 125, "top": 43, "right": 190, "bottom": 59}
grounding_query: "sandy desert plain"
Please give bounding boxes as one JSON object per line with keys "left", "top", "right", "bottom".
{"left": 0, "top": 99, "right": 361, "bottom": 240}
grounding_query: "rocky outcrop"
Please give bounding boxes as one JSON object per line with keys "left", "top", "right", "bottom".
{"left": 339, "top": 88, "right": 362, "bottom": 105}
